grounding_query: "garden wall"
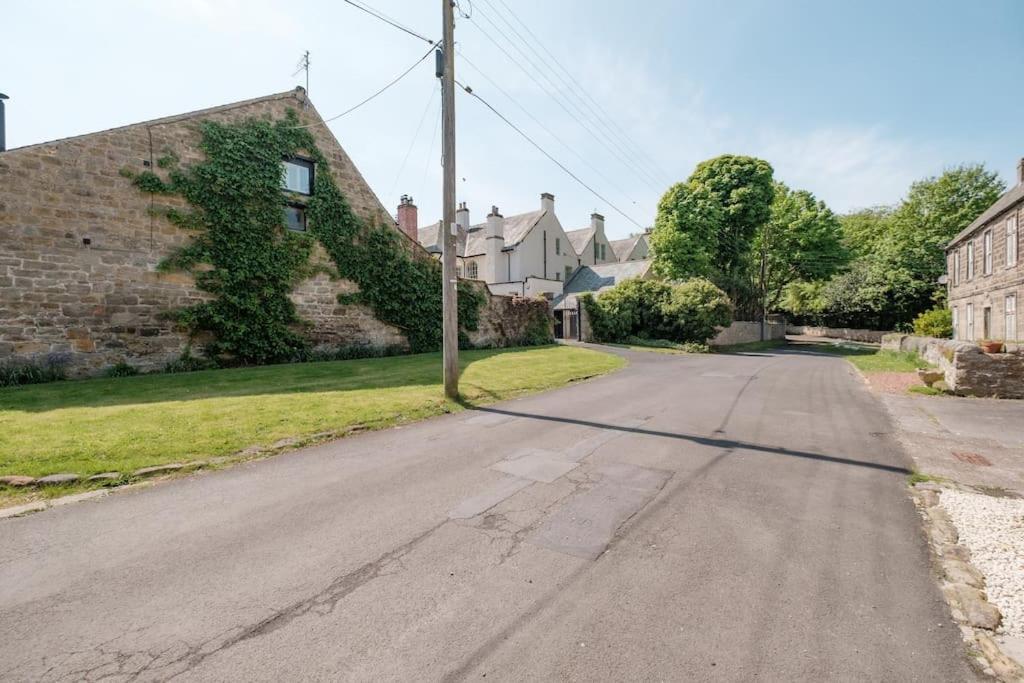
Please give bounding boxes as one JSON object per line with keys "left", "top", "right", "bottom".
{"left": 787, "top": 326, "right": 888, "bottom": 343}
{"left": 710, "top": 320, "right": 787, "bottom": 347}
{"left": 882, "top": 334, "right": 1024, "bottom": 398}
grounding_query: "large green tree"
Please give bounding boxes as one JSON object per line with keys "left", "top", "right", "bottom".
{"left": 752, "top": 183, "right": 846, "bottom": 318}
{"left": 649, "top": 181, "right": 722, "bottom": 280}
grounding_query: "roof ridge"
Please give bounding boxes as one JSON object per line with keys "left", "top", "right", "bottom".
{"left": 1, "top": 87, "right": 309, "bottom": 155}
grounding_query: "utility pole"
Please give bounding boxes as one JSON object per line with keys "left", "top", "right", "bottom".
{"left": 293, "top": 50, "right": 310, "bottom": 93}
{"left": 439, "top": 0, "right": 459, "bottom": 398}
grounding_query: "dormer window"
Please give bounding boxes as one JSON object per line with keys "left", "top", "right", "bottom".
{"left": 282, "top": 157, "right": 314, "bottom": 195}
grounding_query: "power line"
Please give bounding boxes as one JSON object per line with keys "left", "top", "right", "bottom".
{"left": 341, "top": 0, "right": 435, "bottom": 44}
{"left": 418, "top": 98, "right": 443, "bottom": 201}
{"left": 458, "top": 80, "right": 644, "bottom": 230}
{"left": 457, "top": 48, "right": 642, "bottom": 210}
{"left": 468, "top": 0, "right": 663, "bottom": 191}
{"left": 464, "top": 4, "right": 665, "bottom": 195}
{"left": 291, "top": 45, "right": 436, "bottom": 129}
{"left": 388, "top": 83, "right": 440, "bottom": 200}
{"left": 490, "top": 0, "right": 674, "bottom": 184}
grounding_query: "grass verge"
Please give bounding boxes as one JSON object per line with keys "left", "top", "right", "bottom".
{"left": 606, "top": 337, "right": 707, "bottom": 355}
{"left": 809, "top": 344, "right": 930, "bottom": 373}
{"left": 0, "top": 345, "right": 624, "bottom": 507}
{"left": 715, "top": 339, "right": 786, "bottom": 353}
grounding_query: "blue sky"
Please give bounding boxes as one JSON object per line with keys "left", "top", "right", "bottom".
{"left": 2, "top": 0, "right": 1021, "bottom": 240}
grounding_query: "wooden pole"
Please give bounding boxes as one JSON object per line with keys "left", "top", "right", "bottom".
{"left": 440, "top": 0, "right": 459, "bottom": 398}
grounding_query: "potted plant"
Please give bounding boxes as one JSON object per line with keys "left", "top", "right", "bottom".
{"left": 980, "top": 339, "right": 1004, "bottom": 354}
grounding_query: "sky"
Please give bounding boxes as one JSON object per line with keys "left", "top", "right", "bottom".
{"left": 2, "top": 0, "right": 1022, "bottom": 241}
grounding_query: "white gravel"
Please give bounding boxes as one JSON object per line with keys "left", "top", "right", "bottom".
{"left": 941, "top": 489, "right": 1024, "bottom": 637}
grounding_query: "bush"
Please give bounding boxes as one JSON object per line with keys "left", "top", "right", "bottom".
{"left": 104, "top": 362, "right": 139, "bottom": 378}
{"left": 164, "top": 352, "right": 219, "bottom": 374}
{"left": 0, "top": 353, "right": 70, "bottom": 388}
{"left": 912, "top": 307, "right": 953, "bottom": 338}
{"left": 582, "top": 277, "right": 732, "bottom": 344}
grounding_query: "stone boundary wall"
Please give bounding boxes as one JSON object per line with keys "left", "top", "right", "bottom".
{"left": 787, "top": 326, "right": 888, "bottom": 343}
{"left": 882, "top": 334, "right": 1024, "bottom": 399}
{"left": 710, "top": 320, "right": 787, "bottom": 347}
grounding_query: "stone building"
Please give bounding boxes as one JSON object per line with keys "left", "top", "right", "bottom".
{"left": 0, "top": 87, "right": 548, "bottom": 376}
{"left": 947, "top": 158, "right": 1024, "bottom": 342}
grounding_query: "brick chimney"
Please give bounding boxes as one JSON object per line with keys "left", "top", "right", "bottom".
{"left": 397, "top": 195, "right": 418, "bottom": 241}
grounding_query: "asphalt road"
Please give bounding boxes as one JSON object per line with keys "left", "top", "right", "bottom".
{"left": 0, "top": 344, "right": 973, "bottom": 681}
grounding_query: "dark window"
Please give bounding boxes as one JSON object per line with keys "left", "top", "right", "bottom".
{"left": 282, "top": 157, "right": 314, "bottom": 195}
{"left": 555, "top": 237, "right": 561, "bottom": 255}
{"left": 285, "top": 205, "right": 307, "bottom": 232}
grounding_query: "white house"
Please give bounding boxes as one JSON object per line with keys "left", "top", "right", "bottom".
{"left": 565, "top": 214, "right": 619, "bottom": 267}
{"left": 609, "top": 231, "right": 652, "bottom": 262}
{"left": 412, "top": 193, "right": 581, "bottom": 298}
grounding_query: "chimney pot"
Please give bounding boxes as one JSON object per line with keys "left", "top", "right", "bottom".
{"left": 488, "top": 205, "right": 502, "bottom": 217}
{"left": 541, "top": 192, "right": 554, "bottom": 212}
{"left": 397, "top": 195, "right": 418, "bottom": 242}
{"left": 456, "top": 202, "right": 470, "bottom": 229}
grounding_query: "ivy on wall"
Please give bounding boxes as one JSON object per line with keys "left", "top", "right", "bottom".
{"left": 125, "top": 110, "right": 484, "bottom": 363}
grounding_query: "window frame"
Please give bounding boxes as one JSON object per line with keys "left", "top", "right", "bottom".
{"left": 953, "top": 248, "right": 960, "bottom": 285}
{"left": 284, "top": 203, "right": 307, "bottom": 232}
{"left": 282, "top": 156, "right": 315, "bottom": 196}
{"left": 466, "top": 261, "right": 479, "bottom": 280}
{"left": 555, "top": 237, "right": 561, "bottom": 255}
{"left": 952, "top": 306, "right": 958, "bottom": 340}
{"left": 1007, "top": 294, "right": 1018, "bottom": 341}
{"left": 1007, "top": 215, "right": 1018, "bottom": 268}
{"left": 593, "top": 241, "right": 599, "bottom": 261}
{"left": 983, "top": 230, "right": 993, "bottom": 275}
{"left": 967, "top": 241, "right": 975, "bottom": 280}
{"left": 966, "top": 303, "right": 974, "bottom": 340}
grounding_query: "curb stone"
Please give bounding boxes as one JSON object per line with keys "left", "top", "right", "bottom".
{"left": 0, "top": 475, "right": 35, "bottom": 487}
{"left": 36, "top": 473, "right": 80, "bottom": 485}
{"left": 912, "top": 482, "right": 1024, "bottom": 681}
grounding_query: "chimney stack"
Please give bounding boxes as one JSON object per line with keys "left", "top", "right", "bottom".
{"left": 1018, "top": 157, "right": 1024, "bottom": 186}
{"left": 590, "top": 212, "right": 605, "bottom": 239}
{"left": 397, "top": 194, "right": 418, "bottom": 242}
{"left": 541, "top": 192, "right": 555, "bottom": 213}
{"left": 0, "top": 94, "right": 8, "bottom": 153}
{"left": 484, "top": 206, "right": 505, "bottom": 283}
{"left": 456, "top": 201, "right": 470, "bottom": 230}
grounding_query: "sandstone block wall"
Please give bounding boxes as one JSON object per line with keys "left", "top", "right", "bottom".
{"left": 787, "top": 326, "right": 888, "bottom": 343}
{"left": 709, "top": 320, "right": 786, "bottom": 346}
{"left": 1, "top": 88, "right": 542, "bottom": 376}
{"left": 882, "top": 334, "right": 1024, "bottom": 399}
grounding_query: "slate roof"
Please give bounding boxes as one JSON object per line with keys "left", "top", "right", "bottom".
{"left": 553, "top": 260, "right": 653, "bottom": 310}
{"left": 565, "top": 227, "right": 594, "bottom": 255}
{"left": 609, "top": 235, "right": 642, "bottom": 262}
{"left": 418, "top": 209, "right": 546, "bottom": 256}
{"left": 948, "top": 183, "right": 1024, "bottom": 248}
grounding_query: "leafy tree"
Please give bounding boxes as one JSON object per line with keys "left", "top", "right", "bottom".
{"left": 913, "top": 307, "right": 953, "bottom": 338}
{"left": 839, "top": 206, "right": 893, "bottom": 257}
{"left": 752, "top": 183, "right": 846, "bottom": 319}
{"left": 687, "top": 155, "right": 775, "bottom": 304}
{"left": 659, "top": 278, "right": 734, "bottom": 342}
{"left": 650, "top": 182, "right": 721, "bottom": 280}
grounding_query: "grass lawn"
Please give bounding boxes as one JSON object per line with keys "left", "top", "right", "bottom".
{"left": 0, "top": 346, "right": 623, "bottom": 492}
{"left": 715, "top": 340, "right": 786, "bottom": 353}
{"left": 811, "top": 344, "right": 929, "bottom": 373}
{"left": 606, "top": 338, "right": 704, "bottom": 355}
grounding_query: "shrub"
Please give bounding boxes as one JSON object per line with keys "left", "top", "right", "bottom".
{"left": 0, "top": 353, "right": 70, "bottom": 388}
{"left": 912, "top": 307, "right": 953, "bottom": 338}
{"left": 104, "top": 362, "right": 139, "bottom": 378}
{"left": 582, "top": 277, "right": 732, "bottom": 344}
{"left": 164, "top": 352, "right": 219, "bottom": 374}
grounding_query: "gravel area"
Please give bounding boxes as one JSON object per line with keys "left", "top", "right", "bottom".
{"left": 942, "top": 489, "right": 1024, "bottom": 637}
{"left": 866, "top": 371, "right": 921, "bottom": 394}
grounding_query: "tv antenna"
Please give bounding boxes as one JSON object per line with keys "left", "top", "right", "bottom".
{"left": 293, "top": 50, "right": 311, "bottom": 93}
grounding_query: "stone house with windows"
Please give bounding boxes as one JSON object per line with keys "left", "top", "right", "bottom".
{"left": 0, "top": 87, "right": 548, "bottom": 376}
{"left": 412, "top": 192, "right": 580, "bottom": 298}
{"left": 609, "top": 230, "right": 652, "bottom": 263}
{"left": 565, "top": 214, "right": 619, "bottom": 268}
{"left": 947, "top": 158, "right": 1024, "bottom": 342}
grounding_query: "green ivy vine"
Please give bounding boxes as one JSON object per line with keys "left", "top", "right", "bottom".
{"left": 124, "top": 109, "right": 484, "bottom": 363}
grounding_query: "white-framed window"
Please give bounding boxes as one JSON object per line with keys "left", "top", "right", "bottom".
{"left": 967, "top": 241, "right": 975, "bottom": 280}
{"left": 282, "top": 158, "right": 314, "bottom": 195}
{"left": 952, "top": 306, "right": 959, "bottom": 340}
{"left": 466, "top": 261, "right": 478, "bottom": 279}
{"left": 953, "top": 248, "right": 961, "bottom": 285}
{"left": 1007, "top": 294, "right": 1017, "bottom": 341}
{"left": 984, "top": 230, "right": 993, "bottom": 275}
{"left": 1007, "top": 215, "right": 1018, "bottom": 268}
{"left": 966, "top": 303, "right": 974, "bottom": 340}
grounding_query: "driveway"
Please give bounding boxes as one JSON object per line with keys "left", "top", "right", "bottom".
{"left": 0, "top": 345, "right": 972, "bottom": 681}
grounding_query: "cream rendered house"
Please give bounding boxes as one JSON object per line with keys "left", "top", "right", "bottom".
{"left": 565, "top": 214, "right": 619, "bottom": 267}
{"left": 416, "top": 193, "right": 581, "bottom": 298}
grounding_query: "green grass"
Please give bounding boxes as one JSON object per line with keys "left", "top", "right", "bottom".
{"left": 810, "top": 344, "right": 930, "bottom": 373}
{"left": 715, "top": 340, "right": 786, "bottom": 353}
{"left": 606, "top": 337, "right": 707, "bottom": 355}
{"left": 0, "top": 346, "right": 623, "bottom": 486}
{"left": 908, "top": 471, "right": 944, "bottom": 486}
{"left": 908, "top": 385, "right": 944, "bottom": 396}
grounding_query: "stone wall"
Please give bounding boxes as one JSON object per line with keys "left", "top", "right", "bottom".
{"left": 882, "top": 334, "right": 1024, "bottom": 399}
{"left": 469, "top": 284, "right": 553, "bottom": 347}
{"left": 787, "top": 325, "right": 888, "bottom": 343}
{"left": 709, "top": 320, "right": 787, "bottom": 347}
{"left": 0, "top": 88, "right": 529, "bottom": 376}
